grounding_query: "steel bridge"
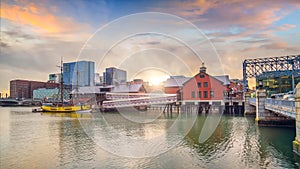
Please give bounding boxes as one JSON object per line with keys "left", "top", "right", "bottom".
{"left": 243, "top": 55, "right": 300, "bottom": 91}
{"left": 102, "top": 93, "right": 177, "bottom": 108}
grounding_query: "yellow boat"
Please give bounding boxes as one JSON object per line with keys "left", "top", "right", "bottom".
{"left": 41, "top": 103, "right": 91, "bottom": 113}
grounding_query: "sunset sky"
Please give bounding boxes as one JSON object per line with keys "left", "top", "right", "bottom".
{"left": 1, "top": 0, "right": 300, "bottom": 94}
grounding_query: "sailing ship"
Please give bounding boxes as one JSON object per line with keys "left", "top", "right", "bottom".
{"left": 41, "top": 58, "right": 91, "bottom": 113}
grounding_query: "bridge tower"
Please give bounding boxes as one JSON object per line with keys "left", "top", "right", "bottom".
{"left": 255, "top": 89, "right": 272, "bottom": 125}
{"left": 244, "top": 91, "right": 255, "bottom": 115}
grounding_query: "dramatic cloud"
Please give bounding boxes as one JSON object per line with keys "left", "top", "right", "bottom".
{"left": 1, "top": 0, "right": 299, "bottom": 92}
{"left": 0, "top": 1, "right": 95, "bottom": 93}
{"left": 1, "top": 3, "right": 90, "bottom": 34}
{"left": 166, "top": 0, "right": 300, "bottom": 29}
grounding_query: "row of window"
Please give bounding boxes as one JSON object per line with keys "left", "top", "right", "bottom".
{"left": 197, "top": 82, "right": 208, "bottom": 88}
{"left": 191, "top": 91, "right": 214, "bottom": 98}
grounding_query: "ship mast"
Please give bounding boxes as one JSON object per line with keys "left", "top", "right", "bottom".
{"left": 60, "top": 57, "right": 63, "bottom": 103}
{"left": 57, "top": 57, "right": 64, "bottom": 103}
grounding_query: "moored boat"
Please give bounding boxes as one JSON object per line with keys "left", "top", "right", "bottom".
{"left": 41, "top": 103, "right": 91, "bottom": 113}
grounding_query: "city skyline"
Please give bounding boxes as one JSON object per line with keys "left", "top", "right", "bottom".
{"left": 1, "top": 0, "right": 300, "bottom": 94}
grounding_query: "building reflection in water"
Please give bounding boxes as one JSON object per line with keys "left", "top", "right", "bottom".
{"left": 41, "top": 112, "right": 96, "bottom": 168}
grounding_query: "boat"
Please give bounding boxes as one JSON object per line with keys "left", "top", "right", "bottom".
{"left": 32, "top": 107, "right": 44, "bottom": 112}
{"left": 40, "top": 57, "right": 91, "bottom": 113}
{"left": 41, "top": 103, "right": 91, "bottom": 112}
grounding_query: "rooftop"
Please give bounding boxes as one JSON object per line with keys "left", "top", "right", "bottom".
{"left": 112, "top": 83, "right": 144, "bottom": 93}
{"left": 164, "top": 76, "right": 190, "bottom": 87}
{"left": 214, "top": 75, "right": 231, "bottom": 85}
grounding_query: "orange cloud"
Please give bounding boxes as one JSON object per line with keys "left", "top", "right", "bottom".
{"left": 1, "top": 3, "right": 89, "bottom": 34}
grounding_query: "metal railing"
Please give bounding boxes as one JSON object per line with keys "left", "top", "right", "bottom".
{"left": 265, "top": 98, "right": 295, "bottom": 109}
{"left": 103, "top": 94, "right": 177, "bottom": 108}
{"left": 105, "top": 92, "right": 176, "bottom": 100}
{"left": 265, "top": 98, "right": 295, "bottom": 118}
{"left": 247, "top": 98, "right": 295, "bottom": 118}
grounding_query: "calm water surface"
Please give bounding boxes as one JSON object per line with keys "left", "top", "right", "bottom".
{"left": 1, "top": 107, "right": 299, "bottom": 169}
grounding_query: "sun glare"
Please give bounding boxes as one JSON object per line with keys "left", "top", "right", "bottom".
{"left": 132, "top": 68, "right": 170, "bottom": 86}
{"left": 149, "top": 77, "right": 165, "bottom": 86}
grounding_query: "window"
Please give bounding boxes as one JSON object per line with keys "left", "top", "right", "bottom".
{"left": 200, "top": 74, "right": 205, "bottom": 78}
{"left": 204, "top": 91, "right": 208, "bottom": 98}
{"left": 198, "top": 91, "right": 201, "bottom": 98}
{"left": 204, "top": 82, "right": 208, "bottom": 87}
{"left": 64, "top": 65, "right": 70, "bottom": 72}
{"left": 191, "top": 91, "right": 195, "bottom": 98}
{"left": 210, "top": 91, "right": 214, "bottom": 98}
{"left": 197, "top": 82, "right": 201, "bottom": 88}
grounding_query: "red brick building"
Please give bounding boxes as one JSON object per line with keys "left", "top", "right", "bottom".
{"left": 228, "top": 79, "right": 244, "bottom": 100}
{"left": 10, "top": 80, "right": 59, "bottom": 99}
{"left": 179, "top": 64, "right": 230, "bottom": 104}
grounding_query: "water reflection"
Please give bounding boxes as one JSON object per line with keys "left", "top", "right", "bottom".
{"left": 41, "top": 112, "right": 92, "bottom": 118}
{"left": 1, "top": 107, "right": 300, "bottom": 168}
{"left": 78, "top": 110, "right": 197, "bottom": 158}
{"left": 184, "top": 114, "right": 299, "bottom": 168}
{"left": 55, "top": 118, "right": 96, "bottom": 168}
{"left": 185, "top": 114, "right": 231, "bottom": 159}
{"left": 257, "top": 126, "right": 296, "bottom": 168}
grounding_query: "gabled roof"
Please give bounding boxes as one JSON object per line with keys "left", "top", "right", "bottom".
{"left": 164, "top": 76, "right": 190, "bottom": 87}
{"left": 111, "top": 84, "right": 145, "bottom": 93}
{"left": 182, "top": 72, "right": 230, "bottom": 86}
{"left": 214, "top": 75, "right": 230, "bottom": 85}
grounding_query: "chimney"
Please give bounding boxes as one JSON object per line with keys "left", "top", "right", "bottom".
{"left": 199, "top": 62, "right": 206, "bottom": 73}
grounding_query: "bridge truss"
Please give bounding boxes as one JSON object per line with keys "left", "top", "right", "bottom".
{"left": 243, "top": 55, "right": 300, "bottom": 91}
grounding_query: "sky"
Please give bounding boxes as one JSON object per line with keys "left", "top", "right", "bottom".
{"left": 1, "top": 0, "right": 300, "bottom": 94}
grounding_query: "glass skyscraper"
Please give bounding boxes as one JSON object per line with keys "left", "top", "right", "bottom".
{"left": 63, "top": 61, "right": 95, "bottom": 87}
{"left": 103, "top": 67, "right": 127, "bottom": 85}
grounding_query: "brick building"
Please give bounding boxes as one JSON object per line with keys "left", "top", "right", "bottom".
{"left": 168, "top": 64, "right": 230, "bottom": 105}
{"left": 228, "top": 79, "right": 244, "bottom": 100}
{"left": 10, "top": 80, "right": 59, "bottom": 99}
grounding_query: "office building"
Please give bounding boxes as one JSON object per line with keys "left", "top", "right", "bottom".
{"left": 63, "top": 61, "right": 95, "bottom": 87}
{"left": 257, "top": 70, "right": 300, "bottom": 96}
{"left": 49, "top": 73, "right": 61, "bottom": 83}
{"left": 103, "top": 67, "right": 127, "bottom": 85}
{"left": 95, "top": 73, "right": 102, "bottom": 86}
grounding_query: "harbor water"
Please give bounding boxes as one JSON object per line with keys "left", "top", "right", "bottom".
{"left": 1, "top": 107, "right": 299, "bottom": 169}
